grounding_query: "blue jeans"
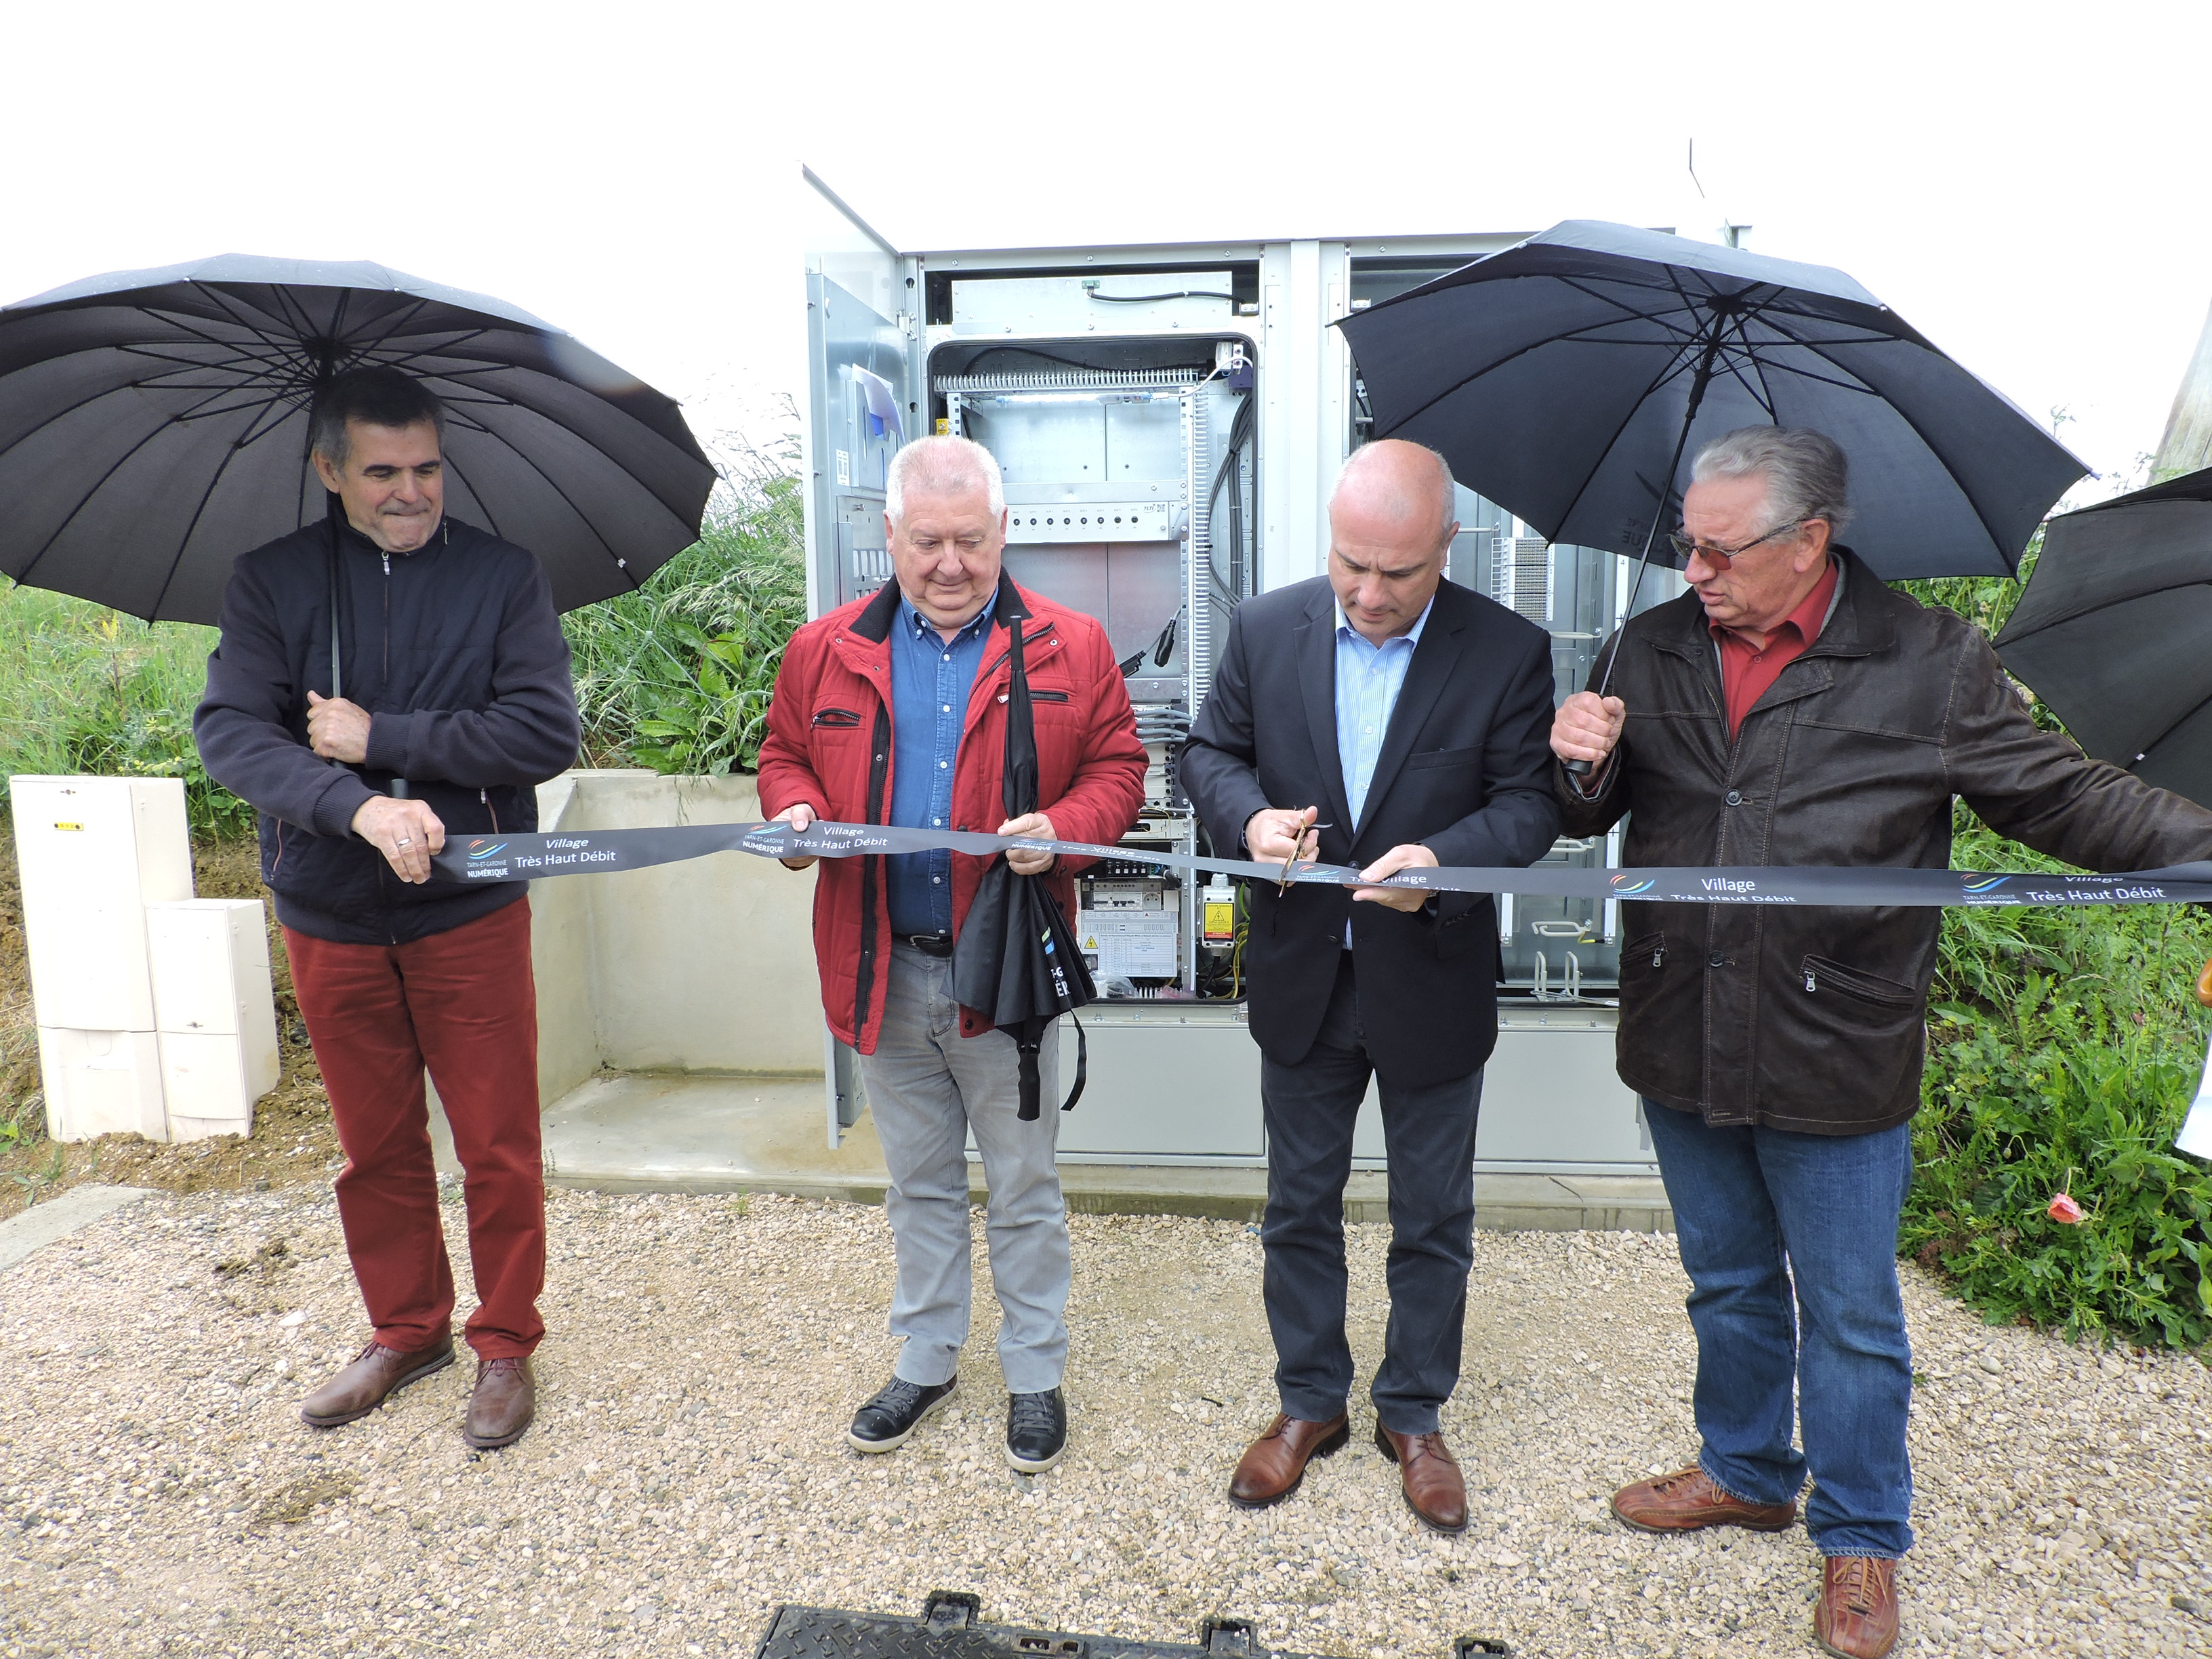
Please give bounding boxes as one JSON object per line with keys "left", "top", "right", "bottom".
{"left": 1642, "top": 1099, "right": 1915, "bottom": 1559}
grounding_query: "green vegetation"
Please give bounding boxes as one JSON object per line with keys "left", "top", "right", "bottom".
{"left": 0, "top": 585, "right": 249, "bottom": 836}
{"left": 564, "top": 456, "right": 806, "bottom": 776}
{"left": 1897, "top": 561, "right": 2212, "bottom": 1350}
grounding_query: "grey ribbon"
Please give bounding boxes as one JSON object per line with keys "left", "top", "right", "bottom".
{"left": 430, "top": 821, "right": 2212, "bottom": 909}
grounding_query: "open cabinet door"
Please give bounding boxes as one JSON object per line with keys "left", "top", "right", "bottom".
{"left": 802, "top": 165, "right": 923, "bottom": 621}
{"left": 802, "top": 167, "right": 922, "bottom": 1147}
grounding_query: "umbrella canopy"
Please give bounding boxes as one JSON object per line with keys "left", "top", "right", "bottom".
{"left": 0, "top": 254, "right": 716, "bottom": 622}
{"left": 951, "top": 586, "right": 1094, "bottom": 1120}
{"left": 1994, "top": 466, "right": 2212, "bottom": 807}
{"left": 1336, "top": 220, "right": 2084, "bottom": 580}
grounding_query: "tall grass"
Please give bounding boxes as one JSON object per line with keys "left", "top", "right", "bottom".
{"left": 562, "top": 451, "right": 806, "bottom": 775}
{"left": 0, "top": 585, "right": 249, "bottom": 836}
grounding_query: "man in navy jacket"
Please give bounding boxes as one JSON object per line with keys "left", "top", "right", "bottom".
{"left": 195, "top": 366, "right": 578, "bottom": 1450}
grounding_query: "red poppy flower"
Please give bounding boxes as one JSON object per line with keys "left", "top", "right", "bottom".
{"left": 2047, "top": 1193, "right": 2085, "bottom": 1225}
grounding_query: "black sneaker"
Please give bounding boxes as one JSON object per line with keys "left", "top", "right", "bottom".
{"left": 1006, "top": 1387, "right": 1067, "bottom": 1473}
{"left": 846, "top": 1375, "right": 956, "bottom": 1453}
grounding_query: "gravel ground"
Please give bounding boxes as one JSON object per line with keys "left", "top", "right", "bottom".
{"left": 1, "top": 1187, "right": 2208, "bottom": 1659}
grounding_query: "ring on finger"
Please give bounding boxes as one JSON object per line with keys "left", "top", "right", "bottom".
{"left": 396, "top": 837, "right": 413, "bottom": 848}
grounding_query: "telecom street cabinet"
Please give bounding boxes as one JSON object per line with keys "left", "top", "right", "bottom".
{"left": 802, "top": 170, "right": 1670, "bottom": 1176}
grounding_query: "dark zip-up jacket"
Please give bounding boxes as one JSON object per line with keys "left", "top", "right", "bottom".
{"left": 1559, "top": 550, "right": 2212, "bottom": 1134}
{"left": 194, "top": 514, "right": 580, "bottom": 945}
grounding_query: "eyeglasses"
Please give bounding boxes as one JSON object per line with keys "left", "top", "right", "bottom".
{"left": 1666, "top": 519, "right": 1809, "bottom": 570}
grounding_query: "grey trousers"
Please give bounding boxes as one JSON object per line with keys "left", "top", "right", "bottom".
{"left": 1259, "top": 950, "right": 1483, "bottom": 1435}
{"left": 856, "top": 943, "right": 1069, "bottom": 1395}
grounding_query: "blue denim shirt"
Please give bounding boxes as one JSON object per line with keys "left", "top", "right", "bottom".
{"left": 886, "top": 592, "right": 996, "bottom": 937}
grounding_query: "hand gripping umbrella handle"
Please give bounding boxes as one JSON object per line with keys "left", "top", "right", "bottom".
{"left": 1563, "top": 329, "right": 1728, "bottom": 779}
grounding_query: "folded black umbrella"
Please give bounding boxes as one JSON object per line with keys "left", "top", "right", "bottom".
{"left": 0, "top": 254, "right": 715, "bottom": 622}
{"left": 1994, "top": 466, "right": 2212, "bottom": 808}
{"left": 951, "top": 589, "right": 1094, "bottom": 1120}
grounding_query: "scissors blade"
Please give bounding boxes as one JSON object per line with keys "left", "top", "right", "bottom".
{"left": 1275, "top": 819, "right": 1333, "bottom": 894}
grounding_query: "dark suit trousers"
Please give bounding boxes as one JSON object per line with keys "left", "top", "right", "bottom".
{"left": 1260, "top": 951, "right": 1483, "bottom": 1435}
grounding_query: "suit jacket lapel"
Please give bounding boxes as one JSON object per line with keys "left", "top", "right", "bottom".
{"left": 1356, "top": 598, "right": 1467, "bottom": 844}
{"left": 1295, "top": 596, "right": 1355, "bottom": 838}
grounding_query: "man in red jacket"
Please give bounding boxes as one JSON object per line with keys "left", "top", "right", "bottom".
{"left": 757, "top": 435, "right": 1146, "bottom": 1473}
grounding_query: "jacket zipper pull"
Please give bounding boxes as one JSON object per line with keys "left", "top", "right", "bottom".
{"left": 1652, "top": 944, "right": 1665, "bottom": 969}
{"left": 1804, "top": 966, "right": 1818, "bottom": 993}
{"left": 382, "top": 552, "right": 390, "bottom": 575}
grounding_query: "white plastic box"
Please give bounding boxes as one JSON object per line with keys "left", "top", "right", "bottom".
{"left": 10, "top": 776, "right": 193, "bottom": 1143}
{"left": 34, "top": 1027, "right": 167, "bottom": 1143}
{"left": 147, "top": 899, "right": 281, "bottom": 1141}
{"left": 9, "top": 776, "right": 190, "bottom": 1030}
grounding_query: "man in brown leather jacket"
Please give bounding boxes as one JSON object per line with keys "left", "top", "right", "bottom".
{"left": 1551, "top": 426, "right": 2212, "bottom": 1659}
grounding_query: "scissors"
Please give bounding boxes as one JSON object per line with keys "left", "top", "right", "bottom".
{"left": 1277, "top": 817, "right": 1334, "bottom": 895}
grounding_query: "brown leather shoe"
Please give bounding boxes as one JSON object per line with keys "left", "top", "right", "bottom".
{"left": 1227, "top": 1412, "right": 1349, "bottom": 1509}
{"left": 1374, "top": 1422, "right": 1468, "bottom": 1534}
{"left": 462, "top": 1356, "right": 536, "bottom": 1450}
{"left": 1611, "top": 1465, "right": 1798, "bottom": 1533}
{"left": 1814, "top": 1555, "right": 1900, "bottom": 1658}
{"left": 300, "top": 1338, "right": 455, "bottom": 1428}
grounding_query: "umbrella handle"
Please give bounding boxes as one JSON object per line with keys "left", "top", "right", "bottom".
{"left": 2196, "top": 958, "right": 2212, "bottom": 1009}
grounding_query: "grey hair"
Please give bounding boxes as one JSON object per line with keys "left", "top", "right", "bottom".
{"left": 885, "top": 435, "right": 1005, "bottom": 524}
{"left": 1330, "top": 439, "right": 1456, "bottom": 545}
{"left": 1690, "top": 426, "right": 1853, "bottom": 535}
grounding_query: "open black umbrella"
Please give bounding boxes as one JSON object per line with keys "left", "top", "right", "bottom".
{"left": 1338, "top": 221, "right": 2083, "bottom": 584}
{"left": 0, "top": 254, "right": 716, "bottom": 623}
{"left": 1338, "top": 220, "right": 2085, "bottom": 773}
{"left": 951, "top": 588, "right": 1094, "bottom": 1121}
{"left": 1994, "top": 466, "right": 2212, "bottom": 807}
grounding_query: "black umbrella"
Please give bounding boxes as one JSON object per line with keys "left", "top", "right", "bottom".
{"left": 1338, "top": 221, "right": 2083, "bottom": 580}
{"left": 0, "top": 253, "right": 716, "bottom": 623}
{"left": 951, "top": 587, "right": 1094, "bottom": 1121}
{"left": 1338, "top": 220, "right": 2085, "bottom": 772}
{"left": 1993, "top": 466, "right": 2212, "bottom": 807}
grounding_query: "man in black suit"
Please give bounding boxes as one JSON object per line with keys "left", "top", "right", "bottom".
{"left": 1181, "top": 439, "right": 1559, "bottom": 1532}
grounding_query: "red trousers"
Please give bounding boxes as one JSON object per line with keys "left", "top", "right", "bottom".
{"left": 285, "top": 897, "right": 546, "bottom": 1359}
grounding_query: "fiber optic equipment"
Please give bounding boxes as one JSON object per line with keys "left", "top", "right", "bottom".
{"left": 804, "top": 171, "right": 1672, "bottom": 1173}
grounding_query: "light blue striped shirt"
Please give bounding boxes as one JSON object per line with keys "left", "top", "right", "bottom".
{"left": 1335, "top": 596, "right": 1435, "bottom": 828}
{"left": 1334, "top": 597, "right": 1434, "bottom": 945}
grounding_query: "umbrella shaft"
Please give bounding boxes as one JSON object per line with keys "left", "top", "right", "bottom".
{"left": 1568, "top": 341, "right": 1726, "bottom": 775}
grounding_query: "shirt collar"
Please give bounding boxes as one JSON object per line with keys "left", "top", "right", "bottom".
{"left": 898, "top": 590, "right": 997, "bottom": 644}
{"left": 1334, "top": 592, "right": 1437, "bottom": 649}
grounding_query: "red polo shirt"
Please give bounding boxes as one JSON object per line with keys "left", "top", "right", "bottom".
{"left": 1712, "top": 558, "right": 1839, "bottom": 739}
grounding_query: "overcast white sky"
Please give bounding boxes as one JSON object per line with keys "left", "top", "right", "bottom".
{"left": 9, "top": 1, "right": 2209, "bottom": 512}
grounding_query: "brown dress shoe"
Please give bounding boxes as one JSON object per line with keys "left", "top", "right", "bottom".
{"left": 1814, "top": 1555, "right": 1900, "bottom": 1659}
{"left": 463, "top": 1356, "right": 536, "bottom": 1450}
{"left": 300, "top": 1338, "right": 455, "bottom": 1428}
{"left": 1374, "top": 1422, "right": 1468, "bottom": 1534}
{"left": 1611, "top": 1465, "right": 1798, "bottom": 1533}
{"left": 1227, "top": 1412, "right": 1349, "bottom": 1509}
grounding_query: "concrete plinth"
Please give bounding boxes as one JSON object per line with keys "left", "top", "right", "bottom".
{"left": 537, "top": 1071, "right": 1672, "bottom": 1232}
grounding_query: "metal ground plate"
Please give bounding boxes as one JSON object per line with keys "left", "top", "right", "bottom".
{"left": 752, "top": 1597, "right": 1351, "bottom": 1659}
